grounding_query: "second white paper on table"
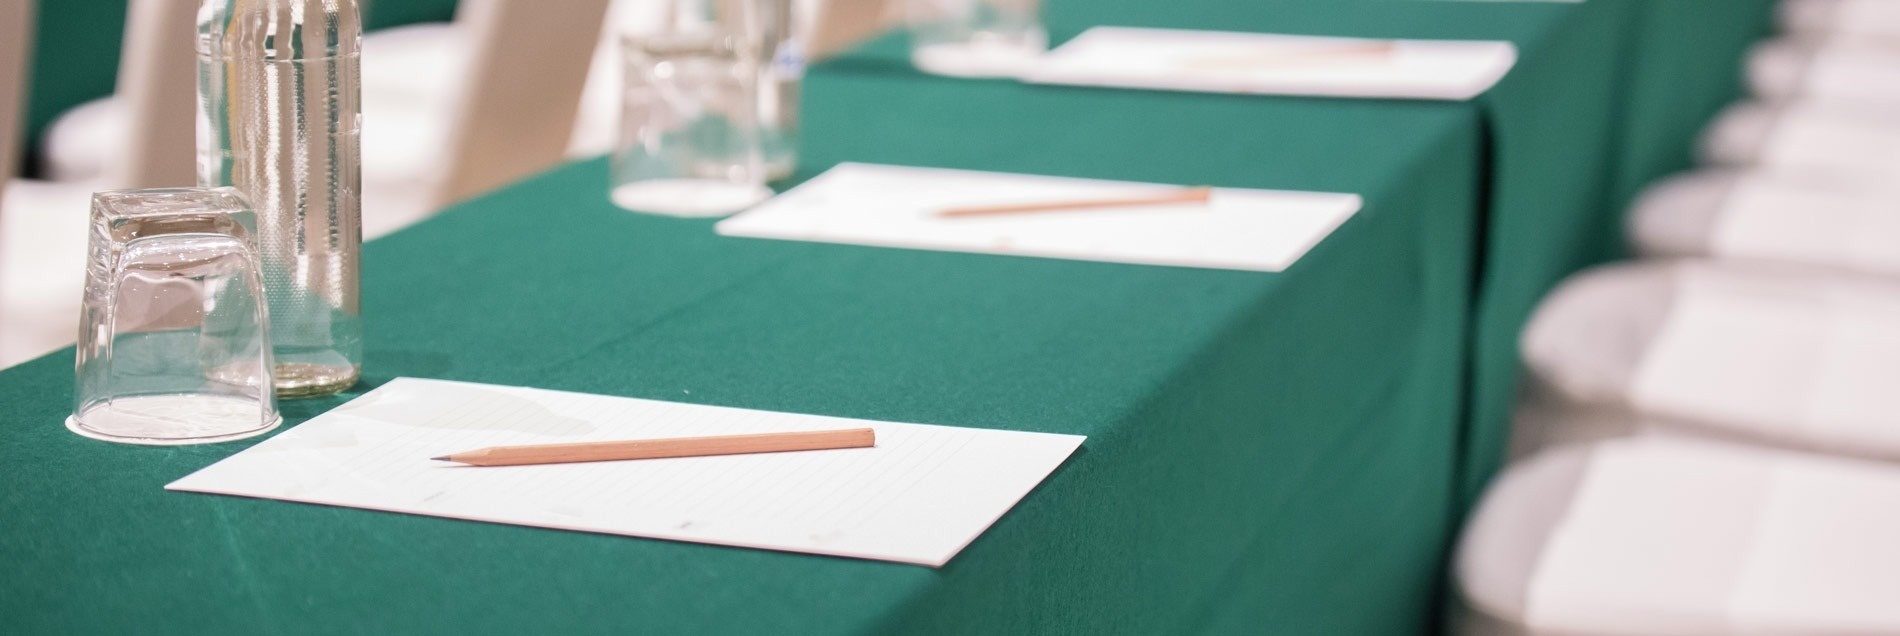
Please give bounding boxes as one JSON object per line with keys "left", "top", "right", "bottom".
{"left": 167, "top": 378, "right": 1085, "bottom": 567}
{"left": 715, "top": 163, "right": 1362, "bottom": 272}
{"left": 1023, "top": 27, "right": 1518, "bottom": 101}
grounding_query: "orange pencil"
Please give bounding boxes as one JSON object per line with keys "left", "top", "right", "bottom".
{"left": 432, "top": 428, "right": 876, "bottom": 467}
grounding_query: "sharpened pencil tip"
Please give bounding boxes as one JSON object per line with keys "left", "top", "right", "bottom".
{"left": 430, "top": 456, "right": 451, "bottom": 461}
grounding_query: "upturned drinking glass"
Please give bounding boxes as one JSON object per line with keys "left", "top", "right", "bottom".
{"left": 907, "top": 0, "right": 1046, "bottom": 78}
{"left": 196, "top": 0, "right": 364, "bottom": 398}
{"left": 612, "top": 0, "right": 773, "bottom": 217}
{"left": 71, "top": 188, "right": 281, "bottom": 445}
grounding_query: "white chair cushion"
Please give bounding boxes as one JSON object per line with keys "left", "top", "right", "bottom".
{"left": 0, "top": 179, "right": 96, "bottom": 368}
{"left": 1521, "top": 260, "right": 1900, "bottom": 460}
{"left": 1747, "top": 38, "right": 1900, "bottom": 108}
{"left": 1624, "top": 170, "right": 1736, "bottom": 259}
{"left": 1457, "top": 436, "right": 1900, "bottom": 635}
{"left": 360, "top": 23, "right": 466, "bottom": 112}
{"left": 35, "top": 23, "right": 463, "bottom": 232}
{"left": 1628, "top": 169, "right": 1900, "bottom": 278}
{"left": 39, "top": 98, "right": 120, "bottom": 182}
{"left": 1779, "top": 0, "right": 1900, "bottom": 46}
{"left": 1700, "top": 101, "right": 1900, "bottom": 182}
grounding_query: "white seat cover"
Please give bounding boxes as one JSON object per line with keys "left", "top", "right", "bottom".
{"left": 1627, "top": 170, "right": 1900, "bottom": 278}
{"left": 1700, "top": 101, "right": 1900, "bottom": 183}
{"left": 1746, "top": 38, "right": 1900, "bottom": 109}
{"left": 0, "top": 180, "right": 97, "bottom": 368}
{"left": 35, "top": 23, "right": 463, "bottom": 232}
{"left": 1458, "top": 436, "right": 1900, "bottom": 634}
{"left": 1521, "top": 261, "right": 1900, "bottom": 460}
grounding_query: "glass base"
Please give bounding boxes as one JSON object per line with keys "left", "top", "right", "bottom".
{"left": 67, "top": 394, "right": 281, "bottom": 446}
{"left": 272, "top": 362, "right": 361, "bottom": 399}
{"left": 612, "top": 179, "right": 772, "bottom": 217}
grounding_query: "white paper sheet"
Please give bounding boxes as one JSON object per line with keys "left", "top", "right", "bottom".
{"left": 168, "top": 378, "right": 1085, "bottom": 567}
{"left": 715, "top": 163, "right": 1362, "bottom": 272}
{"left": 1021, "top": 27, "right": 1518, "bottom": 101}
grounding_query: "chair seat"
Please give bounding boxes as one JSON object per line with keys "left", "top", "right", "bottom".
{"left": 0, "top": 180, "right": 96, "bottom": 368}
{"left": 1457, "top": 436, "right": 1900, "bottom": 635}
{"left": 1628, "top": 170, "right": 1900, "bottom": 278}
{"left": 38, "top": 23, "right": 464, "bottom": 230}
{"left": 1747, "top": 38, "right": 1900, "bottom": 109}
{"left": 1700, "top": 101, "right": 1900, "bottom": 183}
{"left": 1520, "top": 260, "right": 1900, "bottom": 461}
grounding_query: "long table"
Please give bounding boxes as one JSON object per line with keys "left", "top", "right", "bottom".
{"left": 2, "top": 62, "right": 1479, "bottom": 636}
{"left": 0, "top": 2, "right": 1767, "bottom": 633}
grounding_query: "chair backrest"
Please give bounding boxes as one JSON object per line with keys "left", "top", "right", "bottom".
{"left": 1, "top": 0, "right": 33, "bottom": 197}
{"left": 809, "top": 0, "right": 895, "bottom": 58}
{"left": 433, "top": 0, "right": 612, "bottom": 206}
{"left": 113, "top": 0, "right": 197, "bottom": 188}
{"left": 0, "top": 0, "right": 34, "bottom": 304}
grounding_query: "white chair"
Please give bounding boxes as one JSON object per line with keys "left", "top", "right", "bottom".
{"left": 0, "top": 0, "right": 29, "bottom": 204}
{"left": 1517, "top": 260, "right": 1900, "bottom": 462}
{"left": 1456, "top": 435, "right": 1900, "bottom": 635}
{"left": 431, "top": 0, "right": 612, "bottom": 205}
{"left": 1700, "top": 100, "right": 1900, "bottom": 183}
{"left": 0, "top": 0, "right": 101, "bottom": 368}
{"left": 1778, "top": 0, "right": 1900, "bottom": 45}
{"left": 42, "top": 19, "right": 470, "bottom": 239}
{"left": 49, "top": 0, "right": 636, "bottom": 221}
{"left": 2, "top": 0, "right": 219, "bottom": 368}
{"left": 50, "top": 0, "right": 846, "bottom": 214}
{"left": 114, "top": 0, "right": 196, "bottom": 187}
{"left": 28, "top": 0, "right": 194, "bottom": 187}
{"left": 1747, "top": 38, "right": 1900, "bottom": 109}
{"left": 1627, "top": 169, "right": 1900, "bottom": 279}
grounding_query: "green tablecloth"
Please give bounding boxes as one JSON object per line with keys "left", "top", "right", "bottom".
{"left": 1609, "top": 1, "right": 1776, "bottom": 208}
{"left": 0, "top": 59, "right": 1483, "bottom": 636}
{"left": 1, "top": 2, "right": 1772, "bottom": 633}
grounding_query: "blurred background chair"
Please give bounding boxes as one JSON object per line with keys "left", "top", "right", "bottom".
{"left": 7, "top": 0, "right": 822, "bottom": 368}
{"left": 0, "top": 0, "right": 31, "bottom": 272}
{"left": 1628, "top": 170, "right": 1900, "bottom": 278}
{"left": 1747, "top": 38, "right": 1900, "bottom": 108}
{"left": 1514, "top": 260, "right": 1900, "bottom": 462}
{"left": 1454, "top": 3, "right": 1900, "bottom": 633}
{"left": 433, "top": 0, "right": 611, "bottom": 205}
{"left": 0, "top": 0, "right": 29, "bottom": 207}
{"left": 1699, "top": 100, "right": 1900, "bottom": 183}
{"left": 1, "top": 0, "right": 195, "bottom": 367}
{"left": 1778, "top": 0, "right": 1900, "bottom": 44}
{"left": 1457, "top": 436, "right": 1900, "bottom": 635}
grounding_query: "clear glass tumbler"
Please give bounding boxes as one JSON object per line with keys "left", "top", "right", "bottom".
{"left": 197, "top": 0, "right": 364, "bottom": 398}
{"left": 907, "top": 0, "right": 1047, "bottom": 78}
{"left": 71, "top": 188, "right": 280, "bottom": 445}
{"left": 612, "top": 0, "right": 774, "bottom": 217}
{"left": 758, "top": 0, "right": 802, "bottom": 180}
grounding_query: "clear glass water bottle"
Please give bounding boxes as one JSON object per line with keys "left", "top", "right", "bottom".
{"left": 196, "top": 0, "right": 363, "bottom": 398}
{"left": 758, "top": 0, "right": 802, "bottom": 180}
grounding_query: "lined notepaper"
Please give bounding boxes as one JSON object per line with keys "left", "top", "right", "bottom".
{"left": 168, "top": 378, "right": 1085, "bottom": 566}
{"left": 1023, "top": 27, "right": 1518, "bottom": 101}
{"left": 716, "top": 163, "right": 1362, "bottom": 272}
